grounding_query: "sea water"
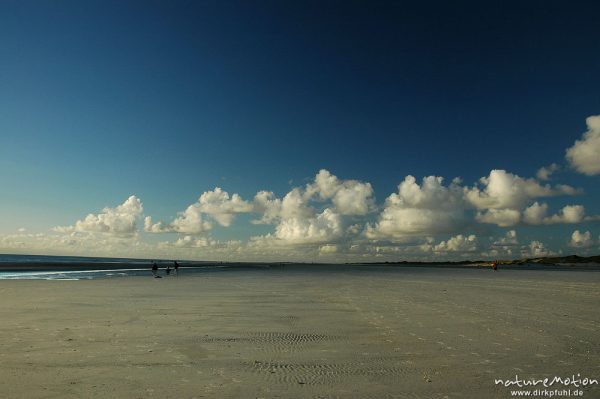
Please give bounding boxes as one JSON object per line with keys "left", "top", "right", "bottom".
{"left": 2, "top": 254, "right": 597, "bottom": 280}
{"left": 0, "top": 254, "right": 220, "bottom": 280}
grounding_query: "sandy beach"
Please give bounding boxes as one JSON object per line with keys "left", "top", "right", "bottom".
{"left": 1, "top": 266, "right": 599, "bottom": 398}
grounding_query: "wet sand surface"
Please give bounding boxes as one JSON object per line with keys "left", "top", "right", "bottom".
{"left": 1, "top": 266, "right": 599, "bottom": 398}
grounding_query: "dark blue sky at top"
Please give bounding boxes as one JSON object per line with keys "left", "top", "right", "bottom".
{"left": 1, "top": 0, "right": 599, "bottom": 231}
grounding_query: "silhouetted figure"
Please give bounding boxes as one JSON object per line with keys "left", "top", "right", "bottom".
{"left": 173, "top": 260, "right": 179, "bottom": 276}
{"left": 492, "top": 260, "right": 498, "bottom": 272}
{"left": 165, "top": 264, "right": 171, "bottom": 276}
{"left": 152, "top": 261, "right": 159, "bottom": 278}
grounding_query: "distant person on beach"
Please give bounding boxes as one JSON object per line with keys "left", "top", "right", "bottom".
{"left": 492, "top": 260, "right": 498, "bottom": 272}
{"left": 165, "top": 264, "right": 171, "bottom": 276}
{"left": 151, "top": 261, "right": 158, "bottom": 277}
{"left": 173, "top": 260, "right": 179, "bottom": 276}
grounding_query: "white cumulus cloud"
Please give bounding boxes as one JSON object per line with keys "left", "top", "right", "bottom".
{"left": 251, "top": 188, "right": 315, "bottom": 225}
{"left": 162, "top": 235, "right": 239, "bottom": 249}
{"left": 432, "top": 234, "right": 478, "bottom": 253}
{"left": 144, "top": 204, "right": 213, "bottom": 234}
{"left": 524, "top": 240, "right": 551, "bottom": 257}
{"left": 252, "top": 191, "right": 283, "bottom": 224}
{"left": 24, "top": 166, "right": 597, "bottom": 261}
{"left": 272, "top": 208, "right": 344, "bottom": 245}
{"left": 464, "top": 169, "right": 578, "bottom": 210}
{"left": 249, "top": 170, "right": 373, "bottom": 247}
{"left": 522, "top": 202, "right": 547, "bottom": 225}
{"left": 568, "top": 230, "right": 593, "bottom": 248}
{"left": 54, "top": 196, "right": 143, "bottom": 236}
{"left": 365, "top": 175, "right": 465, "bottom": 238}
{"left": 494, "top": 230, "right": 518, "bottom": 246}
{"left": 307, "top": 169, "right": 375, "bottom": 216}
{"left": 489, "top": 230, "right": 519, "bottom": 256}
{"left": 523, "top": 202, "right": 586, "bottom": 225}
{"left": 145, "top": 187, "right": 252, "bottom": 234}
{"left": 536, "top": 163, "right": 560, "bottom": 181}
{"left": 319, "top": 244, "right": 338, "bottom": 255}
{"left": 197, "top": 187, "right": 253, "bottom": 227}
{"left": 475, "top": 208, "right": 521, "bottom": 227}
{"left": 566, "top": 115, "right": 600, "bottom": 175}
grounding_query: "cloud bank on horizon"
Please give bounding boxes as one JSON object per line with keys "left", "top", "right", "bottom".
{"left": 2, "top": 115, "right": 599, "bottom": 261}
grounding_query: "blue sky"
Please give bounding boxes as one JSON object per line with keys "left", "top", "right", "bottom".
{"left": 1, "top": 1, "right": 599, "bottom": 261}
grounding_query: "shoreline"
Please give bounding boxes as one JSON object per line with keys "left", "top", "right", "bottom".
{"left": 2, "top": 261, "right": 600, "bottom": 273}
{"left": 2, "top": 253, "right": 600, "bottom": 272}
